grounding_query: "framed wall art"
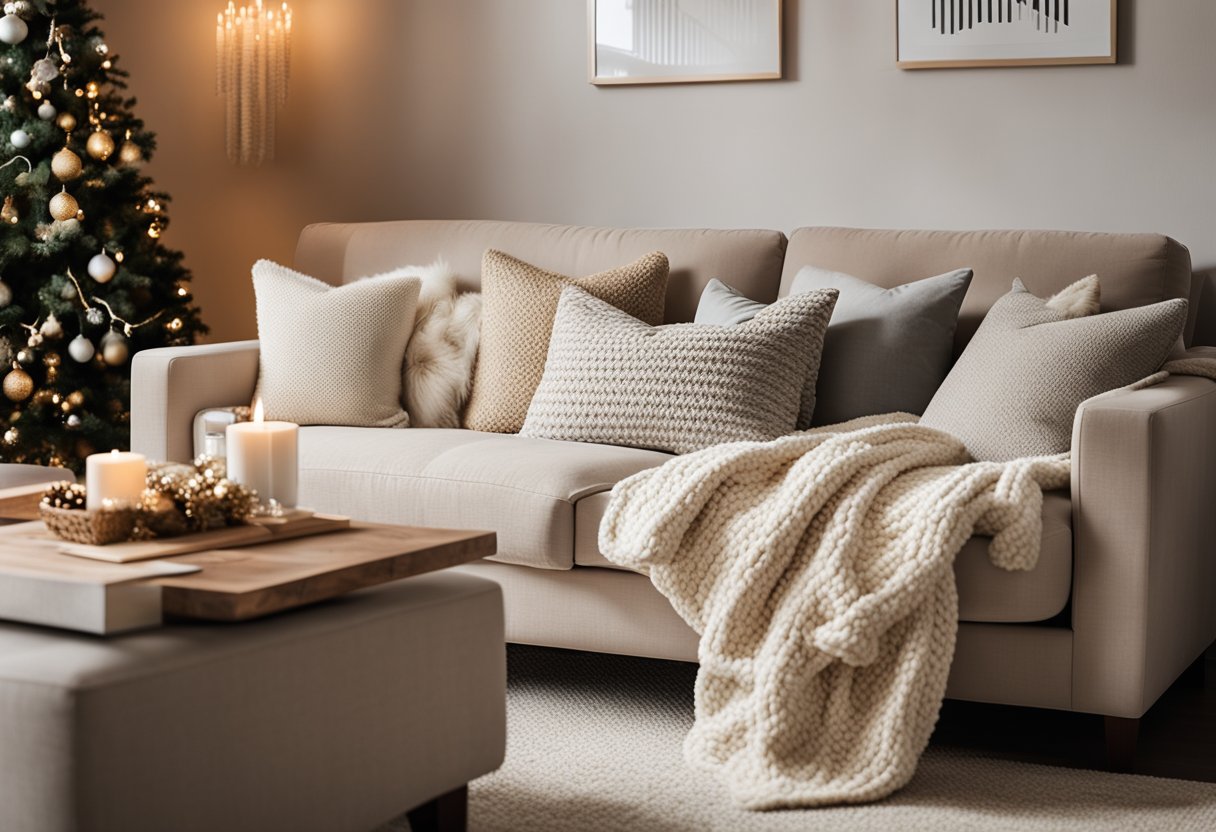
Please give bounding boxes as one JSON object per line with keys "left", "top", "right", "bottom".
{"left": 896, "top": 0, "right": 1116, "bottom": 69}
{"left": 588, "top": 0, "right": 783, "bottom": 86}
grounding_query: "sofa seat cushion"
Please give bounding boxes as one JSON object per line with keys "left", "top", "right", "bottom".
{"left": 575, "top": 490, "right": 1073, "bottom": 624}
{"left": 297, "top": 426, "right": 672, "bottom": 570}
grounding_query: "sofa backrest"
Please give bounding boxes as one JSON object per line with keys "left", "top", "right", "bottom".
{"left": 780, "top": 228, "right": 1197, "bottom": 351}
{"left": 294, "top": 220, "right": 788, "bottom": 324}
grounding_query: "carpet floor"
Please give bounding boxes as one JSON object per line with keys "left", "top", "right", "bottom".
{"left": 387, "top": 645, "right": 1216, "bottom": 831}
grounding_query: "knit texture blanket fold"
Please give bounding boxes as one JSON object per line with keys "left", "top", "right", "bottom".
{"left": 598, "top": 414, "right": 1071, "bottom": 809}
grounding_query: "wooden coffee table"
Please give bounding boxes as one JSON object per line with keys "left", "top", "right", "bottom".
{"left": 0, "top": 497, "right": 496, "bottom": 632}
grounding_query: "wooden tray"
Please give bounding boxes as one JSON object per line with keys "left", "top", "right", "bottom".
{"left": 0, "top": 513, "right": 352, "bottom": 563}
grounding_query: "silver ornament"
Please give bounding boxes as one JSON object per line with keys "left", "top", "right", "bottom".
{"left": 9, "top": 129, "right": 29, "bottom": 149}
{"left": 0, "top": 12, "right": 27, "bottom": 46}
{"left": 68, "top": 334, "right": 94, "bottom": 363}
{"left": 88, "top": 251, "right": 117, "bottom": 283}
{"left": 16, "top": 347, "right": 33, "bottom": 364}
{"left": 37, "top": 101, "right": 55, "bottom": 120}
{"left": 66, "top": 413, "right": 82, "bottom": 429}
{"left": 85, "top": 307, "right": 105, "bottom": 326}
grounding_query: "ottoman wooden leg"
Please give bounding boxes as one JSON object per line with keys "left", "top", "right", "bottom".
{"left": 407, "top": 784, "right": 468, "bottom": 832}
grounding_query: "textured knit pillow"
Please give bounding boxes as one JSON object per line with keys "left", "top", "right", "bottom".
{"left": 918, "top": 278, "right": 1188, "bottom": 462}
{"left": 252, "top": 260, "right": 421, "bottom": 427}
{"left": 463, "top": 250, "right": 669, "bottom": 433}
{"left": 521, "top": 286, "right": 838, "bottom": 454}
{"left": 695, "top": 267, "right": 973, "bottom": 428}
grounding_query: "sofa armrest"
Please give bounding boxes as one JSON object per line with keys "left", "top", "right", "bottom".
{"left": 1070, "top": 375, "right": 1216, "bottom": 717}
{"left": 130, "top": 341, "right": 260, "bottom": 463}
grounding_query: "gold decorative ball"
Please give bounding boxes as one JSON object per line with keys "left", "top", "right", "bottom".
{"left": 117, "top": 140, "right": 142, "bottom": 165}
{"left": 86, "top": 129, "right": 115, "bottom": 161}
{"left": 49, "top": 190, "right": 78, "bottom": 222}
{"left": 3, "top": 368, "right": 33, "bottom": 402}
{"left": 56, "top": 112, "right": 76, "bottom": 132}
{"left": 51, "top": 146, "right": 82, "bottom": 181}
{"left": 67, "top": 389, "right": 84, "bottom": 407}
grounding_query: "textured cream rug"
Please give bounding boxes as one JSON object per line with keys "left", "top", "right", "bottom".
{"left": 384, "top": 645, "right": 1216, "bottom": 832}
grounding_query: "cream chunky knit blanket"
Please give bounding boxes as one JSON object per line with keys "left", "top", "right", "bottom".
{"left": 598, "top": 414, "right": 1071, "bottom": 809}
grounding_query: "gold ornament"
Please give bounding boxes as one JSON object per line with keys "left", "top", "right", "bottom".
{"left": 118, "top": 140, "right": 142, "bottom": 165}
{"left": 67, "top": 389, "right": 84, "bottom": 407}
{"left": 3, "top": 366, "right": 33, "bottom": 402}
{"left": 0, "top": 195, "right": 17, "bottom": 224}
{"left": 56, "top": 112, "right": 77, "bottom": 132}
{"left": 51, "top": 146, "right": 82, "bottom": 181}
{"left": 86, "top": 129, "right": 115, "bottom": 161}
{"left": 49, "top": 188, "right": 78, "bottom": 222}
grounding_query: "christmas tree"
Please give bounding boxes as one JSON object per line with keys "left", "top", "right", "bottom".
{"left": 0, "top": 0, "right": 205, "bottom": 472}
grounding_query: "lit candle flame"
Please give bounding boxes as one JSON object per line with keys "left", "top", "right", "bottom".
{"left": 252, "top": 398, "right": 265, "bottom": 423}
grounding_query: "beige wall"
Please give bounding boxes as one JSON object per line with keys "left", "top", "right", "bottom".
{"left": 102, "top": 0, "right": 1216, "bottom": 343}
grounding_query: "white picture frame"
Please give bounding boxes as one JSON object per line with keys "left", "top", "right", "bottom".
{"left": 589, "top": 0, "right": 783, "bottom": 86}
{"left": 896, "top": 0, "right": 1117, "bottom": 69}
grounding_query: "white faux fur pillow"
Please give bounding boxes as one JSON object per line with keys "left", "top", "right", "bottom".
{"left": 400, "top": 262, "right": 483, "bottom": 428}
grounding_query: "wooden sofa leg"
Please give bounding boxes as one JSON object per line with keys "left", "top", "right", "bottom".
{"left": 1104, "top": 716, "right": 1140, "bottom": 773}
{"left": 407, "top": 784, "right": 468, "bottom": 832}
{"left": 1182, "top": 653, "right": 1207, "bottom": 688}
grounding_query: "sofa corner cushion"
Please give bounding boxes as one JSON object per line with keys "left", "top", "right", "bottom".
{"left": 252, "top": 259, "right": 421, "bottom": 428}
{"left": 919, "top": 280, "right": 1189, "bottom": 462}
{"left": 296, "top": 426, "right": 673, "bottom": 570}
{"left": 575, "top": 489, "right": 1074, "bottom": 625}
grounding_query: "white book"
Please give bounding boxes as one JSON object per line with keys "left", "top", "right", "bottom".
{"left": 0, "top": 526, "right": 199, "bottom": 634}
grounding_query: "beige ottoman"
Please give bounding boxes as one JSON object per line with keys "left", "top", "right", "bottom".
{"left": 0, "top": 572, "right": 505, "bottom": 832}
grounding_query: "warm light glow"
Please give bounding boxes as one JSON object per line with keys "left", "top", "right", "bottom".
{"left": 252, "top": 397, "right": 265, "bottom": 423}
{"left": 216, "top": 0, "right": 292, "bottom": 165}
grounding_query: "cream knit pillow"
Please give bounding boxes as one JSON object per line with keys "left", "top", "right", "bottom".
{"left": 252, "top": 260, "right": 421, "bottom": 427}
{"left": 521, "top": 286, "right": 838, "bottom": 454}
{"left": 463, "top": 250, "right": 669, "bottom": 434}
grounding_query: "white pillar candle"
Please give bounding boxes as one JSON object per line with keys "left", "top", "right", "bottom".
{"left": 85, "top": 450, "right": 147, "bottom": 511}
{"left": 226, "top": 401, "right": 299, "bottom": 508}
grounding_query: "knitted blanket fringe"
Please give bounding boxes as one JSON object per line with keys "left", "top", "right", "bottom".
{"left": 598, "top": 412, "right": 1071, "bottom": 809}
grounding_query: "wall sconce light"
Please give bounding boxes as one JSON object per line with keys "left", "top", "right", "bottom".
{"left": 216, "top": 0, "right": 292, "bottom": 165}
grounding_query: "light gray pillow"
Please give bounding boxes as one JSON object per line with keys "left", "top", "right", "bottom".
{"left": 253, "top": 260, "right": 421, "bottom": 427}
{"left": 695, "top": 266, "right": 973, "bottom": 427}
{"left": 521, "top": 285, "right": 838, "bottom": 454}
{"left": 919, "top": 278, "right": 1188, "bottom": 462}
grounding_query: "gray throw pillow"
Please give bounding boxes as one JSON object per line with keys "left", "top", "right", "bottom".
{"left": 919, "top": 279, "right": 1188, "bottom": 462}
{"left": 695, "top": 266, "right": 973, "bottom": 427}
{"left": 521, "top": 285, "right": 838, "bottom": 454}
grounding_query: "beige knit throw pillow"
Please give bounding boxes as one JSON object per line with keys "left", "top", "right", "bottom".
{"left": 252, "top": 260, "right": 421, "bottom": 427}
{"left": 463, "top": 249, "right": 669, "bottom": 433}
{"left": 521, "top": 286, "right": 838, "bottom": 454}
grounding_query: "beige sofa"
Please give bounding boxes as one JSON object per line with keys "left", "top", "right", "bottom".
{"left": 131, "top": 221, "right": 1216, "bottom": 763}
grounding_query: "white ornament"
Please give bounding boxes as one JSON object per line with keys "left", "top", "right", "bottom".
{"left": 0, "top": 279, "right": 10, "bottom": 308}
{"left": 88, "top": 251, "right": 117, "bottom": 283}
{"left": 68, "top": 334, "right": 95, "bottom": 363}
{"left": 9, "top": 129, "right": 29, "bottom": 149}
{"left": 37, "top": 101, "right": 55, "bottom": 120}
{"left": 0, "top": 13, "right": 27, "bottom": 46}
{"left": 66, "top": 414, "right": 81, "bottom": 429}
{"left": 101, "top": 331, "right": 128, "bottom": 365}
{"left": 40, "top": 314, "right": 63, "bottom": 339}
